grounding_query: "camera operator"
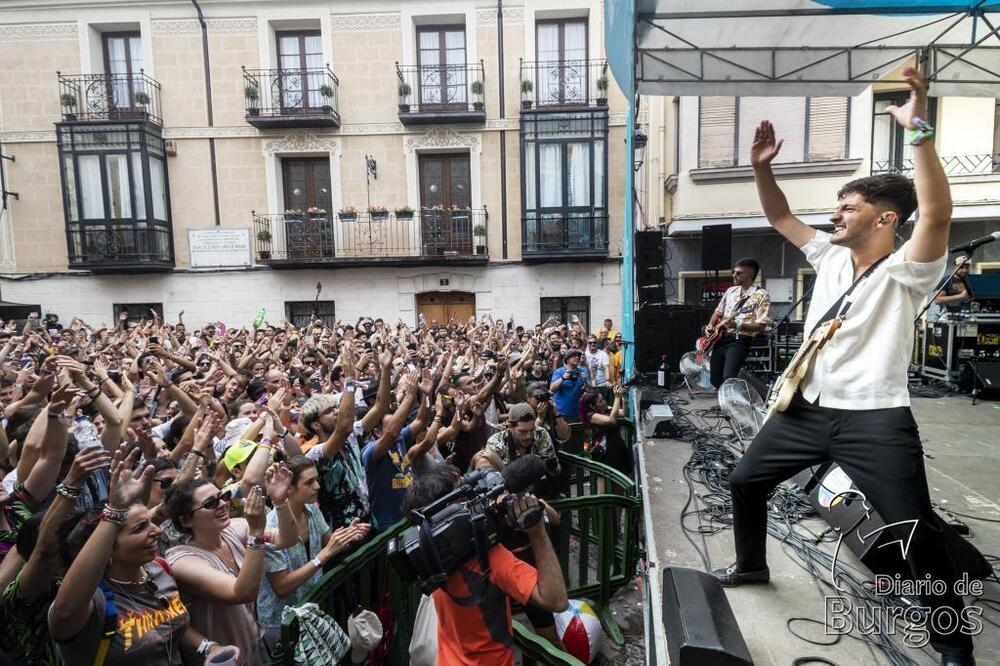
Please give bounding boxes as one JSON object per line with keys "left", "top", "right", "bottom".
{"left": 524, "top": 382, "right": 570, "bottom": 446}
{"left": 402, "top": 464, "right": 568, "bottom": 665}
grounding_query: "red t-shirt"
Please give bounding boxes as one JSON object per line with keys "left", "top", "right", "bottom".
{"left": 432, "top": 544, "right": 538, "bottom": 665}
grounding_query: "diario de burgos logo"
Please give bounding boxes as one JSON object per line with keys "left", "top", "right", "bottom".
{"left": 823, "top": 490, "right": 984, "bottom": 648}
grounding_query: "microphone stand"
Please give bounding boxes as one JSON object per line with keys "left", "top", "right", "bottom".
{"left": 771, "top": 284, "right": 814, "bottom": 380}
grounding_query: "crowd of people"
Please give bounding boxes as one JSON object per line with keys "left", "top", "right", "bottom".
{"left": 0, "top": 308, "right": 632, "bottom": 665}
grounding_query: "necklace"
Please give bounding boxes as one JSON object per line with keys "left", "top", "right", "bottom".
{"left": 106, "top": 569, "right": 150, "bottom": 586}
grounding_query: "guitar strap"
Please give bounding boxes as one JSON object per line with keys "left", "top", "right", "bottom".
{"left": 809, "top": 254, "right": 891, "bottom": 336}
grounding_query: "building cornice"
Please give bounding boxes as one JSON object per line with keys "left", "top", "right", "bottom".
{"left": 688, "top": 158, "right": 864, "bottom": 184}
{"left": 0, "top": 22, "right": 76, "bottom": 41}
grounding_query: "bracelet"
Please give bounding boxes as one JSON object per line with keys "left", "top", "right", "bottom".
{"left": 273, "top": 500, "right": 290, "bottom": 511}
{"left": 191, "top": 450, "right": 210, "bottom": 461}
{"left": 101, "top": 505, "right": 129, "bottom": 525}
{"left": 245, "top": 534, "right": 270, "bottom": 550}
{"left": 311, "top": 556, "right": 323, "bottom": 570}
{"left": 56, "top": 483, "right": 82, "bottom": 500}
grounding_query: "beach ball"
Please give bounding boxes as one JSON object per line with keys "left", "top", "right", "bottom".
{"left": 554, "top": 599, "right": 605, "bottom": 663}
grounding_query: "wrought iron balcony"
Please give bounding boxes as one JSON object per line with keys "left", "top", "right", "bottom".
{"left": 872, "top": 154, "right": 1000, "bottom": 177}
{"left": 396, "top": 61, "right": 486, "bottom": 125}
{"left": 522, "top": 211, "right": 609, "bottom": 260}
{"left": 67, "top": 224, "right": 174, "bottom": 272}
{"left": 519, "top": 59, "right": 609, "bottom": 111}
{"left": 242, "top": 66, "right": 340, "bottom": 129}
{"left": 253, "top": 208, "right": 488, "bottom": 267}
{"left": 57, "top": 72, "right": 162, "bottom": 125}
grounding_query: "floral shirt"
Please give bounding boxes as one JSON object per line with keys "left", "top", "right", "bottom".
{"left": 0, "top": 485, "right": 36, "bottom": 562}
{"left": 1, "top": 572, "right": 60, "bottom": 665}
{"left": 306, "top": 420, "right": 370, "bottom": 529}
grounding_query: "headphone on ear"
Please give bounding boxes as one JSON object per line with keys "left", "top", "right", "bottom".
{"left": 878, "top": 214, "right": 892, "bottom": 226}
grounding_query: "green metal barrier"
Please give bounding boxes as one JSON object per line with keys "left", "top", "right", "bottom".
{"left": 272, "top": 448, "right": 642, "bottom": 665}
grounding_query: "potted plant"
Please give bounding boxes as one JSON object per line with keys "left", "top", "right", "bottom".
{"left": 306, "top": 206, "right": 327, "bottom": 218}
{"left": 520, "top": 80, "right": 533, "bottom": 110}
{"left": 394, "top": 206, "right": 414, "bottom": 220}
{"left": 470, "top": 80, "right": 484, "bottom": 112}
{"left": 256, "top": 229, "right": 272, "bottom": 260}
{"left": 244, "top": 84, "right": 260, "bottom": 116}
{"left": 398, "top": 82, "right": 412, "bottom": 113}
{"left": 284, "top": 208, "right": 303, "bottom": 220}
{"left": 134, "top": 90, "right": 151, "bottom": 106}
{"left": 339, "top": 205, "right": 358, "bottom": 222}
{"left": 369, "top": 205, "right": 389, "bottom": 221}
{"left": 60, "top": 93, "right": 78, "bottom": 120}
{"left": 473, "top": 223, "right": 487, "bottom": 256}
{"left": 318, "top": 84, "right": 334, "bottom": 113}
{"left": 596, "top": 75, "right": 609, "bottom": 105}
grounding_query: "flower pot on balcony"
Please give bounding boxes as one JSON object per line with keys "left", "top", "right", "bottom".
{"left": 370, "top": 212, "right": 389, "bottom": 221}
{"left": 64, "top": 113, "right": 78, "bottom": 121}
{"left": 475, "top": 244, "right": 486, "bottom": 255}
{"left": 321, "top": 105, "right": 333, "bottom": 114}
{"left": 247, "top": 107, "right": 260, "bottom": 116}
{"left": 521, "top": 100, "right": 532, "bottom": 110}
{"left": 597, "top": 97, "right": 608, "bottom": 106}
{"left": 398, "top": 103, "right": 410, "bottom": 113}
{"left": 473, "top": 101, "right": 485, "bottom": 112}
{"left": 339, "top": 213, "right": 357, "bottom": 222}
{"left": 395, "top": 209, "right": 414, "bottom": 220}
{"left": 259, "top": 250, "right": 271, "bottom": 261}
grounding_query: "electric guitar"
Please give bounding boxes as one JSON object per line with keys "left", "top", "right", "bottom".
{"left": 696, "top": 291, "right": 765, "bottom": 358}
{"left": 763, "top": 317, "right": 842, "bottom": 422}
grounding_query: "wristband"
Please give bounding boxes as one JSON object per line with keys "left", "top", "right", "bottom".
{"left": 246, "top": 534, "right": 272, "bottom": 550}
{"left": 196, "top": 639, "right": 218, "bottom": 657}
{"left": 273, "top": 500, "right": 290, "bottom": 511}
{"left": 907, "top": 117, "right": 935, "bottom": 146}
{"left": 311, "top": 556, "right": 323, "bottom": 569}
{"left": 101, "top": 505, "right": 129, "bottom": 525}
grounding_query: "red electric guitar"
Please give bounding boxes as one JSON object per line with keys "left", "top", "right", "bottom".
{"left": 695, "top": 291, "right": 765, "bottom": 359}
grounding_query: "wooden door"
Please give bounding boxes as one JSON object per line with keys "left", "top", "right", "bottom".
{"left": 416, "top": 26, "right": 467, "bottom": 110}
{"left": 416, "top": 292, "right": 476, "bottom": 326}
{"left": 276, "top": 31, "right": 323, "bottom": 110}
{"left": 103, "top": 32, "right": 143, "bottom": 112}
{"left": 282, "top": 158, "right": 332, "bottom": 258}
{"left": 419, "top": 154, "right": 472, "bottom": 255}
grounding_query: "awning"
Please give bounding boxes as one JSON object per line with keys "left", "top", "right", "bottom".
{"left": 609, "top": 1, "right": 1000, "bottom": 98}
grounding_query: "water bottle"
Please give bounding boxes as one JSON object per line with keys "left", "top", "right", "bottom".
{"left": 657, "top": 355, "right": 669, "bottom": 388}
{"left": 74, "top": 416, "right": 101, "bottom": 450}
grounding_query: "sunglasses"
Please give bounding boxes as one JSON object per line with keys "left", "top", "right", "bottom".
{"left": 192, "top": 491, "right": 231, "bottom": 513}
{"left": 154, "top": 477, "right": 176, "bottom": 490}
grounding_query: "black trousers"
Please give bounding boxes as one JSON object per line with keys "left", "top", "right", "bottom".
{"left": 729, "top": 392, "right": 973, "bottom": 656}
{"left": 709, "top": 334, "right": 752, "bottom": 388}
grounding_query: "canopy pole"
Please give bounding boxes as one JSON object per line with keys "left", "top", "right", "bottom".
{"left": 622, "top": 93, "right": 636, "bottom": 380}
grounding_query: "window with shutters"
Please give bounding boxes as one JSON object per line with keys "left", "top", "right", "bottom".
{"left": 697, "top": 97, "right": 849, "bottom": 168}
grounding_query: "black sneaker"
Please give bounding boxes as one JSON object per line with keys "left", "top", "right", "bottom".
{"left": 711, "top": 563, "right": 770, "bottom": 587}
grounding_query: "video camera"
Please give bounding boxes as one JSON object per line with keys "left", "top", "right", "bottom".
{"left": 387, "top": 454, "right": 548, "bottom": 593}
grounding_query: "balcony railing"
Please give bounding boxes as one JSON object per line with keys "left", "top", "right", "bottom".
{"left": 253, "top": 209, "right": 488, "bottom": 266}
{"left": 522, "top": 211, "right": 609, "bottom": 259}
{"left": 242, "top": 66, "right": 340, "bottom": 129}
{"left": 66, "top": 223, "right": 174, "bottom": 271}
{"left": 519, "top": 59, "right": 609, "bottom": 110}
{"left": 395, "top": 61, "right": 486, "bottom": 125}
{"left": 872, "top": 154, "right": 1000, "bottom": 177}
{"left": 57, "top": 72, "right": 162, "bottom": 125}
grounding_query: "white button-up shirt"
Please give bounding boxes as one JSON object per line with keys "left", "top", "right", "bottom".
{"left": 799, "top": 231, "right": 945, "bottom": 409}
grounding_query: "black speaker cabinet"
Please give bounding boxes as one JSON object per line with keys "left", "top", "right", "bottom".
{"left": 636, "top": 230, "right": 666, "bottom": 304}
{"left": 635, "top": 304, "right": 711, "bottom": 373}
{"left": 662, "top": 567, "right": 752, "bottom": 666}
{"left": 701, "top": 224, "right": 732, "bottom": 272}
{"left": 959, "top": 360, "right": 1000, "bottom": 396}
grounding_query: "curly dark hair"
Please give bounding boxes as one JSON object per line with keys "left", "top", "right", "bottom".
{"left": 836, "top": 174, "right": 917, "bottom": 225}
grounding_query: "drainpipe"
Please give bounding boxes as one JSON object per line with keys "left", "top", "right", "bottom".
{"left": 497, "top": 0, "right": 508, "bottom": 259}
{"left": 191, "top": 0, "right": 221, "bottom": 226}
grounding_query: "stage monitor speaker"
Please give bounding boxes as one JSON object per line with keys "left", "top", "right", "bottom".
{"left": 636, "top": 230, "right": 666, "bottom": 305}
{"left": 635, "top": 304, "right": 711, "bottom": 373}
{"left": 792, "top": 464, "right": 991, "bottom": 580}
{"left": 959, "top": 360, "right": 1000, "bottom": 396}
{"left": 662, "top": 567, "right": 752, "bottom": 666}
{"left": 701, "top": 224, "right": 732, "bottom": 272}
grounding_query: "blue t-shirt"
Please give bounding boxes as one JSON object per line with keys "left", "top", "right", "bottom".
{"left": 361, "top": 426, "right": 414, "bottom": 532}
{"left": 551, "top": 365, "right": 589, "bottom": 418}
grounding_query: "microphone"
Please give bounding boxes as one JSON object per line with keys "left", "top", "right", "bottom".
{"left": 501, "top": 453, "right": 548, "bottom": 494}
{"left": 950, "top": 231, "right": 1000, "bottom": 253}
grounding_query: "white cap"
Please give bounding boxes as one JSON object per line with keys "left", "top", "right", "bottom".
{"left": 348, "top": 609, "right": 383, "bottom": 663}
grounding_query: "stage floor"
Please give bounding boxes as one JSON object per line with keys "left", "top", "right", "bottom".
{"left": 639, "top": 391, "right": 1000, "bottom": 666}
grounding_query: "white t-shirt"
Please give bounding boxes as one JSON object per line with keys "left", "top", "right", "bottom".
{"left": 585, "top": 349, "right": 610, "bottom": 387}
{"left": 799, "top": 231, "right": 945, "bottom": 409}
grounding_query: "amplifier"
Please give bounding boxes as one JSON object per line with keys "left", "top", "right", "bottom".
{"left": 921, "top": 319, "right": 1000, "bottom": 382}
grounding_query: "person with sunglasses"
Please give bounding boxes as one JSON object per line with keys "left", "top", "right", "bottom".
{"left": 164, "top": 462, "right": 297, "bottom": 664}
{"left": 49, "top": 447, "right": 240, "bottom": 665}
